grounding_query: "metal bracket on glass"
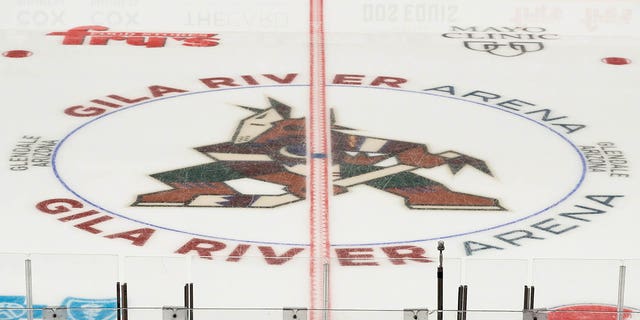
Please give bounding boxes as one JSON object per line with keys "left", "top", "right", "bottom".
{"left": 163, "top": 307, "right": 188, "bottom": 320}
{"left": 523, "top": 308, "right": 548, "bottom": 320}
{"left": 404, "top": 309, "right": 429, "bottom": 320}
{"left": 283, "top": 308, "right": 307, "bottom": 320}
{"left": 43, "top": 307, "right": 67, "bottom": 320}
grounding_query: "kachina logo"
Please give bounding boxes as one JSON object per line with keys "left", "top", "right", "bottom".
{"left": 134, "top": 97, "right": 503, "bottom": 210}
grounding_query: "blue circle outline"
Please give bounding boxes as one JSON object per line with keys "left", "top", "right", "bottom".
{"left": 52, "top": 84, "right": 587, "bottom": 247}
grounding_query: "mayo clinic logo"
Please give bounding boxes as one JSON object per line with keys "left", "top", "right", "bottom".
{"left": 442, "top": 26, "right": 559, "bottom": 57}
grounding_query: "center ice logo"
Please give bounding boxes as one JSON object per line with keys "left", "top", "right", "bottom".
{"left": 134, "top": 98, "right": 502, "bottom": 210}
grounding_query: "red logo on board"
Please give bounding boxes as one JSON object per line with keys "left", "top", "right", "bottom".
{"left": 549, "top": 304, "right": 635, "bottom": 320}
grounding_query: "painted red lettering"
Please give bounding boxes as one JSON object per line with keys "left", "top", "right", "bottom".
{"left": 241, "top": 75, "right": 259, "bottom": 85}
{"left": 91, "top": 99, "right": 121, "bottom": 108}
{"left": 175, "top": 238, "right": 227, "bottom": 259}
{"left": 36, "top": 198, "right": 84, "bottom": 214}
{"left": 199, "top": 77, "right": 241, "bottom": 88}
{"left": 104, "top": 228, "right": 155, "bottom": 246}
{"left": 107, "top": 94, "right": 150, "bottom": 104}
{"left": 258, "top": 246, "right": 304, "bottom": 265}
{"left": 148, "top": 85, "right": 188, "bottom": 97}
{"left": 74, "top": 215, "right": 113, "bottom": 234}
{"left": 46, "top": 26, "right": 108, "bottom": 45}
{"left": 58, "top": 210, "right": 100, "bottom": 222}
{"left": 370, "top": 76, "right": 407, "bottom": 88}
{"left": 263, "top": 73, "right": 298, "bottom": 84}
{"left": 64, "top": 105, "right": 106, "bottom": 117}
{"left": 333, "top": 74, "right": 365, "bottom": 85}
{"left": 180, "top": 37, "right": 219, "bottom": 47}
{"left": 226, "top": 244, "right": 251, "bottom": 262}
{"left": 381, "top": 246, "right": 432, "bottom": 265}
{"left": 335, "top": 248, "right": 378, "bottom": 266}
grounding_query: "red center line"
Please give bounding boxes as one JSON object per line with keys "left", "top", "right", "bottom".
{"left": 309, "top": 0, "right": 330, "bottom": 318}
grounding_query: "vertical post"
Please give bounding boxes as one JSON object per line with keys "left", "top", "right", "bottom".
{"left": 322, "top": 263, "right": 330, "bottom": 320}
{"left": 189, "top": 283, "right": 194, "bottom": 320}
{"left": 121, "top": 283, "right": 128, "bottom": 320}
{"left": 523, "top": 286, "right": 530, "bottom": 310}
{"left": 25, "top": 259, "right": 34, "bottom": 320}
{"left": 529, "top": 286, "right": 535, "bottom": 310}
{"left": 184, "top": 283, "right": 195, "bottom": 320}
{"left": 184, "top": 283, "right": 189, "bottom": 320}
{"left": 617, "top": 265, "right": 626, "bottom": 320}
{"left": 457, "top": 286, "right": 463, "bottom": 320}
{"left": 116, "top": 282, "right": 121, "bottom": 320}
{"left": 437, "top": 241, "right": 445, "bottom": 320}
{"left": 462, "top": 285, "right": 467, "bottom": 320}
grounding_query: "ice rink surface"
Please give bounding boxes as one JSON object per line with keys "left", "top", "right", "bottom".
{"left": 1, "top": 0, "right": 639, "bottom": 320}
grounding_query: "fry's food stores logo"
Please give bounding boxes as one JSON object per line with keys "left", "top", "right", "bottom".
{"left": 47, "top": 26, "right": 220, "bottom": 48}
{"left": 14, "top": 72, "right": 630, "bottom": 264}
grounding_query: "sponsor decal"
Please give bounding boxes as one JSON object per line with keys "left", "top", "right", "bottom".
{"left": 0, "top": 296, "right": 636, "bottom": 319}
{"left": 442, "top": 26, "right": 559, "bottom": 57}
{"left": 47, "top": 26, "right": 220, "bottom": 48}
{"left": 0, "top": 296, "right": 46, "bottom": 320}
{"left": 549, "top": 304, "right": 638, "bottom": 320}
{"left": 63, "top": 298, "right": 116, "bottom": 320}
{"left": 8, "top": 136, "right": 58, "bottom": 171}
{"left": 0, "top": 296, "right": 116, "bottom": 320}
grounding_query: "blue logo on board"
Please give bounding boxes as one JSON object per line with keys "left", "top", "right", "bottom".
{"left": 0, "top": 296, "right": 115, "bottom": 320}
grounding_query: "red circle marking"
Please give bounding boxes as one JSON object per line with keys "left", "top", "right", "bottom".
{"left": 602, "top": 57, "right": 631, "bottom": 65}
{"left": 549, "top": 305, "right": 633, "bottom": 320}
{"left": 2, "top": 50, "right": 33, "bottom": 58}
